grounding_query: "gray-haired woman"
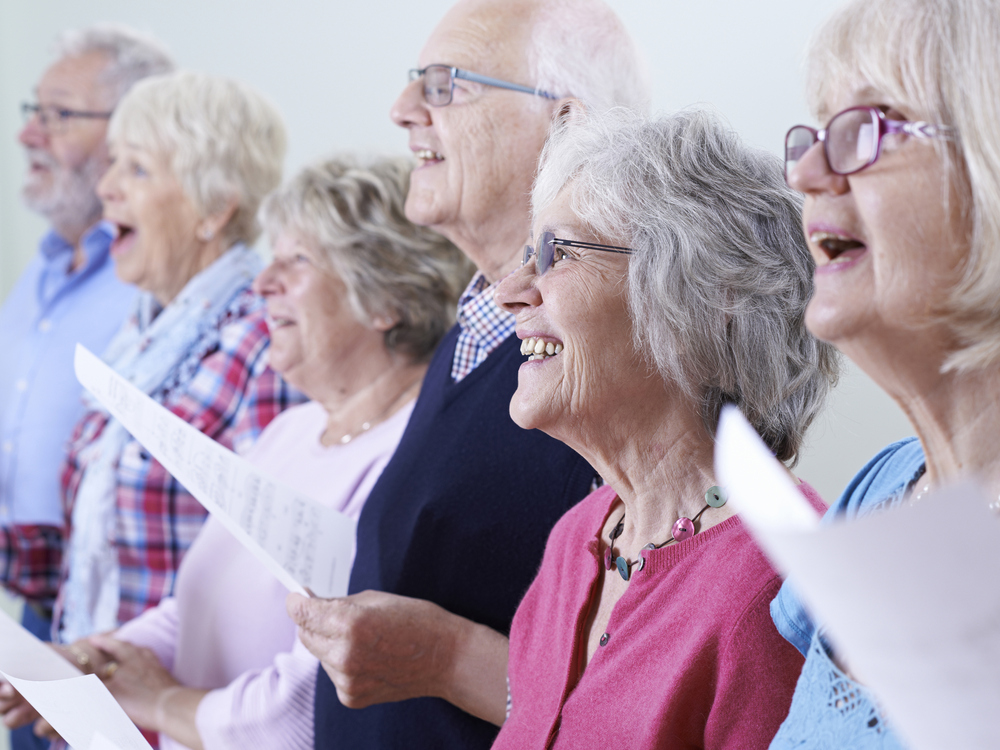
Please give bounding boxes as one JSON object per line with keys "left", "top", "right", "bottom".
{"left": 62, "top": 156, "right": 470, "bottom": 750}
{"left": 288, "top": 107, "right": 839, "bottom": 748}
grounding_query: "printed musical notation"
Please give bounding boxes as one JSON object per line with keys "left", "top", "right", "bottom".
{"left": 74, "top": 344, "right": 356, "bottom": 599}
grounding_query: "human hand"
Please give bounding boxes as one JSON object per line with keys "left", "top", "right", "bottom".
{"left": 88, "top": 635, "right": 181, "bottom": 732}
{"left": 286, "top": 590, "right": 468, "bottom": 708}
{"left": 0, "top": 680, "right": 38, "bottom": 730}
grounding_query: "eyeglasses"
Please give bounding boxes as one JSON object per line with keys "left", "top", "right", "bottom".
{"left": 408, "top": 65, "right": 557, "bottom": 107}
{"left": 784, "top": 105, "right": 954, "bottom": 182}
{"left": 522, "top": 231, "right": 633, "bottom": 276}
{"left": 21, "top": 102, "right": 113, "bottom": 134}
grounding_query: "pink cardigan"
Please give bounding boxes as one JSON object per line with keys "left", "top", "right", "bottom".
{"left": 494, "top": 484, "right": 824, "bottom": 750}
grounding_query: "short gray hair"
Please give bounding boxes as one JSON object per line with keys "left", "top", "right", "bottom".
{"left": 261, "top": 156, "right": 474, "bottom": 362}
{"left": 53, "top": 24, "right": 174, "bottom": 103}
{"left": 528, "top": 0, "right": 650, "bottom": 114}
{"left": 108, "top": 71, "right": 286, "bottom": 246}
{"left": 534, "top": 108, "right": 840, "bottom": 463}
{"left": 803, "top": 0, "right": 1000, "bottom": 371}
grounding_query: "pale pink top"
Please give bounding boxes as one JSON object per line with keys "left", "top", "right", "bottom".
{"left": 116, "top": 399, "right": 415, "bottom": 750}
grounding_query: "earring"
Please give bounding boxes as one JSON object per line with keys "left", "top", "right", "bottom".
{"left": 199, "top": 227, "right": 215, "bottom": 241}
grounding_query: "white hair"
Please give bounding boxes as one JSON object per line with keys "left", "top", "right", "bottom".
{"left": 527, "top": 0, "right": 650, "bottom": 114}
{"left": 534, "top": 108, "right": 840, "bottom": 463}
{"left": 108, "top": 71, "right": 287, "bottom": 246}
{"left": 53, "top": 24, "right": 175, "bottom": 103}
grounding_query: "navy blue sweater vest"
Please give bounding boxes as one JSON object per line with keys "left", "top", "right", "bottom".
{"left": 314, "top": 326, "right": 594, "bottom": 748}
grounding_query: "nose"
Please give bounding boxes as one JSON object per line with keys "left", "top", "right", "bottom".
{"left": 96, "top": 158, "right": 121, "bottom": 208}
{"left": 390, "top": 77, "right": 431, "bottom": 129}
{"left": 495, "top": 261, "right": 543, "bottom": 314}
{"left": 787, "top": 141, "right": 850, "bottom": 196}
{"left": 18, "top": 111, "right": 47, "bottom": 148}
{"left": 253, "top": 258, "right": 282, "bottom": 298}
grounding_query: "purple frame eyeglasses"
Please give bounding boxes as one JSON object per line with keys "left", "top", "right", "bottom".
{"left": 784, "top": 105, "right": 954, "bottom": 182}
{"left": 522, "top": 231, "right": 633, "bottom": 276}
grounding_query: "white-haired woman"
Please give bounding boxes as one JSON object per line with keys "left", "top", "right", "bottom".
{"left": 770, "top": 0, "right": 1000, "bottom": 747}
{"left": 290, "top": 108, "right": 839, "bottom": 748}
{"left": 49, "top": 156, "right": 470, "bottom": 750}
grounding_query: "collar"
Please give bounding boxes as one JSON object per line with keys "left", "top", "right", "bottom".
{"left": 39, "top": 221, "right": 114, "bottom": 270}
{"left": 456, "top": 271, "right": 513, "bottom": 341}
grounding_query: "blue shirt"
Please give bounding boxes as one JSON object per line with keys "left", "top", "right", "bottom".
{"left": 769, "top": 437, "right": 925, "bottom": 749}
{"left": 0, "top": 222, "right": 136, "bottom": 526}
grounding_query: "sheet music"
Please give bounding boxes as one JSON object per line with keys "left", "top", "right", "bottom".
{"left": 0, "top": 610, "right": 152, "bottom": 750}
{"left": 715, "top": 405, "right": 1000, "bottom": 750}
{"left": 74, "top": 343, "right": 356, "bottom": 599}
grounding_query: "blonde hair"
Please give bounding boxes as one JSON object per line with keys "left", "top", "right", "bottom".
{"left": 261, "top": 156, "right": 473, "bottom": 361}
{"left": 108, "top": 71, "right": 286, "bottom": 246}
{"left": 805, "top": 0, "right": 1000, "bottom": 370}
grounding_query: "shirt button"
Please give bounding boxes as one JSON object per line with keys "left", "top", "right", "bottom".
{"left": 38, "top": 319, "right": 52, "bottom": 332}
{"left": 2, "top": 441, "right": 12, "bottom": 453}
{"left": 599, "top": 633, "right": 610, "bottom": 647}
{"left": 15, "top": 379, "right": 27, "bottom": 392}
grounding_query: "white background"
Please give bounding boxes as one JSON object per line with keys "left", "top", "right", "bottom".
{"left": 0, "top": 2, "right": 913, "bottom": 740}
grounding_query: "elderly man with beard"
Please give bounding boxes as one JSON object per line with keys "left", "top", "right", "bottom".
{"left": 0, "top": 23, "right": 172, "bottom": 684}
{"left": 286, "top": 1, "right": 649, "bottom": 747}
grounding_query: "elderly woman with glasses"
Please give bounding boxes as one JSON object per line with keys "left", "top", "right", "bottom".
{"left": 770, "top": 0, "right": 1000, "bottom": 747}
{"left": 294, "top": 107, "right": 838, "bottom": 748}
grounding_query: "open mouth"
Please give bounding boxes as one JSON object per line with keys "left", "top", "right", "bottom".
{"left": 109, "top": 223, "right": 136, "bottom": 256}
{"left": 810, "top": 231, "right": 867, "bottom": 265}
{"left": 415, "top": 149, "right": 444, "bottom": 166}
{"left": 520, "top": 336, "right": 564, "bottom": 361}
{"left": 266, "top": 316, "right": 295, "bottom": 330}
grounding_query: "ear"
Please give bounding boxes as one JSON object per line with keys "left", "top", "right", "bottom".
{"left": 197, "top": 196, "right": 240, "bottom": 242}
{"left": 552, "top": 97, "right": 589, "bottom": 128}
{"left": 371, "top": 314, "right": 399, "bottom": 332}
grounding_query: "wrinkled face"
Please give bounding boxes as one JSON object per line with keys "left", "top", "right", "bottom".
{"left": 98, "top": 140, "right": 204, "bottom": 304}
{"left": 19, "top": 51, "right": 115, "bottom": 229}
{"left": 390, "top": 0, "right": 556, "bottom": 274}
{"left": 788, "top": 83, "right": 971, "bottom": 357}
{"left": 495, "top": 186, "right": 646, "bottom": 442}
{"left": 254, "top": 233, "right": 384, "bottom": 398}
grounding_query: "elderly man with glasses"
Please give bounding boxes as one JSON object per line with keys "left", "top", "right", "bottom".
{"left": 0, "top": 28, "right": 172, "bottom": 746}
{"left": 286, "top": 0, "right": 649, "bottom": 747}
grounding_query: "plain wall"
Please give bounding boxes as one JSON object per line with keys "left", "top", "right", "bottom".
{"left": 0, "top": 2, "right": 915, "bottom": 742}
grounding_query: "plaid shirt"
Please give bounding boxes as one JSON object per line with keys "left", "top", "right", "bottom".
{"left": 55, "top": 289, "right": 304, "bottom": 627}
{"left": 0, "top": 525, "right": 62, "bottom": 604}
{"left": 451, "top": 272, "right": 516, "bottom": 381}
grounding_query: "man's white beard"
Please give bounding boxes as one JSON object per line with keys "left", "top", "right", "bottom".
{"left": 22, "top": 148, "right": 104, "bottom": 234}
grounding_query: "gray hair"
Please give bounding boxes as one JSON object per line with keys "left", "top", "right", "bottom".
{"left": 804, "top": 0, "right": 1000, "bottom": 372}
{"left": 534, "top": 108, "right": 840, "bottom": 463}
{"left": 528, "top": 0, "right": 650, "bottom": 114}
{"left": 261, "top": 156, "right": 474, "bottom": 362}
{"left": 53, "top": 24, "right": 174, "bottom": 103}
{"left": 108, "top": 71, "right": 286, "bottom": 246}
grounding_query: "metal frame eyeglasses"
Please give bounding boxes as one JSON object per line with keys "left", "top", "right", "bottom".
{"left": 522, "top": 231, "right": 633, "bottom": 276}
{"left": 784, "top": 105, "right": 954, "bottom": 183}
{"left": 21, "top": 102, "right": 113, "bottom": 134}
{"left": 409, "top": 64, "right": 558, "bottom": 107}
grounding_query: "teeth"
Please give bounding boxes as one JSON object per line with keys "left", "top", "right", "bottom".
{"left": 519, "top": 336, "right": 564, "bottom": 359}
{"left": 415, "top": 149, "right": 444, "bottom": 161}
{"left": 810, "top": 231, "right": 864, "bottom": 255}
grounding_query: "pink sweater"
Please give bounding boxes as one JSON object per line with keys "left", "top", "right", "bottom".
{"left": 494, "top": 484, "right": 824, "bottom": 750}
{"left": 116, "top": 399, "right": 414, "bottom": 750}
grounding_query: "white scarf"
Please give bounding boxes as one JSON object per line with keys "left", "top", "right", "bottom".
{"left": 60, "top": 245, "right": 262, "bottom": 642}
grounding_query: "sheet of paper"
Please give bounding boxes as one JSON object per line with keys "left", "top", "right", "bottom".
{"left": 0, "top": 610, "right": 152, "bottom": 750}
{"left": 715, "top": 405, "right": 1000, "bottom": 750}
{"left": 74, "top": 343, "right": 356, "bottom": 599}
{"left": 90, "top": 733, "right": 126, "bottom": 750}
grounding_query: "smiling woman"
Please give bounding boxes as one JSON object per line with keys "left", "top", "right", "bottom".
{"left": 769, "top": 0, "right": 1000, "bottom": 747}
